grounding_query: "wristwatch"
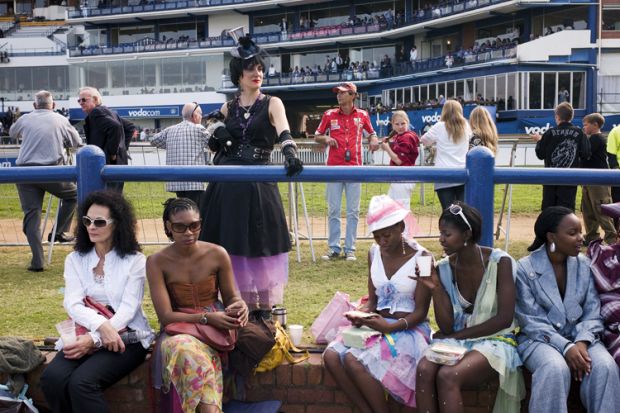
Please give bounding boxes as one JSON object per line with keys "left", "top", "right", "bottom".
{"left": 199, "top": 312, "right": 209, "bottom": 325}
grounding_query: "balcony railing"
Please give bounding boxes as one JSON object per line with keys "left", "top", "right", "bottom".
{"left": 221, "top": 46, "right": 518, "bottom": 89}
{"left": 67, "top": 0, "right": 513, "bottom": 52}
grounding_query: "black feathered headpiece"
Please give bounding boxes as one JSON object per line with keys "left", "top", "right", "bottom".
{"left": 228, "top": 27, "right": 261, "bottom": 60}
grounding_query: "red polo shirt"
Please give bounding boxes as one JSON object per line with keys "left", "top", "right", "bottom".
{"left": 315, "top": 107, "right": 376, "bottom": 166}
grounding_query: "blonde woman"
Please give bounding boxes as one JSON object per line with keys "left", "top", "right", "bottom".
{"left": 381, "top": 110, "right": 420, "bottom": 209}
{"left": 468, "top": 106, "right": 498, "bottom": 155}
{"left": 421, "top": 100, "right": 472, "bottom": 209}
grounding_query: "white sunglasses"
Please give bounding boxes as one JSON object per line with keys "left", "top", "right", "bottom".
{"left": 448, "top": 204, "right": 472, "bottom": 232}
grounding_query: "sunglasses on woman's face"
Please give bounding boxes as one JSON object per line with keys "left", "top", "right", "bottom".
{"left": 82, "top": 216, "right": 114, "bottom": 228}
{"left": 448, "top": 204, "right": 472, "bottom": 232}
{"left": 169, "top": 221, "right": 201, "bottom": 233}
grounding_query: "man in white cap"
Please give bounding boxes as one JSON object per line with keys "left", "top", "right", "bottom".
{"left": 315, "top": 82, "right": 379, "bottom": 261}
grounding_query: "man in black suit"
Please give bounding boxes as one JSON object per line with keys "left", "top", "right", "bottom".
{"left": 78, "top": 86, "right": 128, "bottom": 192}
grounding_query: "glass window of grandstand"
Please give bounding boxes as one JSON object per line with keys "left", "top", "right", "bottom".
{"left": 253, "top": 13, "right": 290, "bottom": 35}
{"left": 307, "top": 5, "right": 351, "bottom": 28}
{"left": 354, "top": 0, "right": 405, "bottom": 27}
{"left": 530, "top": 6, "right": 589, "bottom": 38}
{"left": 159, "top": 22, "right": 200, "bottom": 43}
{"left": 0, "top": 67, "right": 62, "bottom": 101}
{"left": 603, "top": 10, "right": 620, "bottom": 31}
{"left": 111, "top": 25, "right": 155, "bottom": 47}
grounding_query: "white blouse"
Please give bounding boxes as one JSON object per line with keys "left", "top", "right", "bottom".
{"left": 421, "top": 121, "right": 471, "bottom": 189}
{"left": 61, "top": 249, "right": 154, "bottom": 349}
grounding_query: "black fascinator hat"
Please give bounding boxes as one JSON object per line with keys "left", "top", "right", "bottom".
{"left": 229, "top": 26, "right": 261, "bottom": 60}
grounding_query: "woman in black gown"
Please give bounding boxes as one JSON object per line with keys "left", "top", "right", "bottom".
{"left": 201, "top": 35, "right": 303, "bottom": 311}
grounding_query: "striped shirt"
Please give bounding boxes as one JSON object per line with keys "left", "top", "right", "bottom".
{"left": 150, "top": 120, "right": 209, "bottom": 192}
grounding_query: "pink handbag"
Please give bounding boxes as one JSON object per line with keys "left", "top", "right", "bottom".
{"left": 311, "top": 291, "right": 355, "bottom": 344}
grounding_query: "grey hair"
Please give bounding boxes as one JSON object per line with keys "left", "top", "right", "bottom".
{"left": 78, "top": 86, "right": 102, "bottom": 105}
{"left": 35, "top": 90, "right": 53, "bottom": 109}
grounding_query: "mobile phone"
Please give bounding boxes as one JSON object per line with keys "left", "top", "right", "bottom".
{"left": 344, "top": 149, "right": 351, "bottom": 162}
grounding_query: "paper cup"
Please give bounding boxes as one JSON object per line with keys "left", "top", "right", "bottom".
{"left": 55, "top": 319, "right": 77, "bottom": 345}
{"left": 417, "top": 255, "right": 433, "bottom": 277}
{"left": 288, "top": 324, "right": 303, "bottom": 346}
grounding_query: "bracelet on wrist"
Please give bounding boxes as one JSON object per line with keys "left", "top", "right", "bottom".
{"left": 398, "top": 317, "right": 409, "bottom": 330}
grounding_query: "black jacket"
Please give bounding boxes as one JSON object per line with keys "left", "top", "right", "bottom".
{"left": 84, "top": 105, "right": 128, "bottom": 165}
{"left": 535, "top": 121, "right": 591, "bottom": 169}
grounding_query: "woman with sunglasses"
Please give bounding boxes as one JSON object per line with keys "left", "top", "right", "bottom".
{"left": 147, "top": 198, "right": 248, "bottom": 413}
{"left": 201, "top": 34, "right": 302, "bottom": 312}
{"left": 41, "top": 190, "right": 154, "bottom": 413}
{"left": 414, "top": 202, "right": 524, "bottom": 413}
{"left": 516, "top": 206, "right": 620, "bottom": 412}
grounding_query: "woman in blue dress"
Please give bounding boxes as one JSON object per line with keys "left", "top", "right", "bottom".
{"left": 415, "top": 202, "right": 524, "bottom": 413}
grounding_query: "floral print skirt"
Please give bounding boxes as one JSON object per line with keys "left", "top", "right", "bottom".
{"left": 161, "top": 334, "right": 223, "bottom": 413}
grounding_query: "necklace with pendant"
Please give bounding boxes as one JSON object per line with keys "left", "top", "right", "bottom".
{"left": 239, "top": 94, "right": 261, "bottom": 120}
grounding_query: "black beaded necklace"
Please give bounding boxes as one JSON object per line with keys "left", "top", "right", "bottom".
{"left": 236, "top": 93, "right": 262, "bottom": 142}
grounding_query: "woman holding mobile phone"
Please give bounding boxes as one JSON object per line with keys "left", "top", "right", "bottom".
{"left": 323, "top": 195, "right": 432, "bottom": 412}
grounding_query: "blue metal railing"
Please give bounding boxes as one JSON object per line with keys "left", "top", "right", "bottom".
{"left": 2, "top": 145, "right": 620, "bottom": 247}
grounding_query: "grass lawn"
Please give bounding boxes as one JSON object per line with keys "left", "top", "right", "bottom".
{"left": 0, "top": 240, "right": 532, "bottom": 343}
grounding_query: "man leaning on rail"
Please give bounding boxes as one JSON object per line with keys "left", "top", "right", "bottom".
{"left": 9, "top": 90, "right": 81, "bottom": 272}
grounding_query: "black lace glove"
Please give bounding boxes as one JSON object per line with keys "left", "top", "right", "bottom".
{"left": 279, "top": 130, "right": 303, "bottom": 177}
{"left": 206, "top": 120, "right": 232, "bottom": 153}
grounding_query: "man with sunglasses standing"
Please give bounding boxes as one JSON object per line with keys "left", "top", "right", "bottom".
{"left": 315, "top": 82, "right": 379, "bottom": 261}
{"left": 10, "top": 90, "right": 81, "bottom": 271}
{"left": 78, "top": 86, "right": 128, "bottom": 192}
{"left": 150, "top": 102, "right": 209, "bottom": 207}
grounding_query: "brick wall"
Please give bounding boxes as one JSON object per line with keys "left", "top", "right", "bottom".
{"left": 25, "top": 351, "right": 587, "bottom": 413}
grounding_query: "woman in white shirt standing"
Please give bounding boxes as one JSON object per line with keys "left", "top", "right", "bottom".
{"left": 421, "top": 100, "right": 472, "bottom": 210}
{"left": 41, "top": 190, "right": 154, "bottom": 413}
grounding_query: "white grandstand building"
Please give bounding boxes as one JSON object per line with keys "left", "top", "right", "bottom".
{"left": 0, "top": 0, "right": 619, "bottom": 135}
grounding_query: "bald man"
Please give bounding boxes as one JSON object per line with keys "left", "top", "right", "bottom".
{"left": 150, "top": 102, "right": 209, "bottom": 206}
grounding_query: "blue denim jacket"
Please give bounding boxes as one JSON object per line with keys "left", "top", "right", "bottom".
{"left": 515, "top": 245, "right": 603, "bottom": 361}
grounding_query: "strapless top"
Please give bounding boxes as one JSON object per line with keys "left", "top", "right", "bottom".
{"left": 167, "top": 274, "right": 218, "bottom": 309}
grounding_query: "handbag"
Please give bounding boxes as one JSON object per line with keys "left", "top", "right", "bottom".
{"left": 229, "top": 315, "right": 277, "bottom": 376}
{"left": 74, "top": 296, "right": 125, "bottom": 336}
{"left": 310, "top": 291, "right": 355, "bottom": 344}
{"left": 164, "top": 307, "right": 237, "bottom": 352}
{"left": 255, "top": 321, "right": 309, "bottom": 373}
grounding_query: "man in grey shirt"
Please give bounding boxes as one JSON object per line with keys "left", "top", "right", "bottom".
{"left": 10, "top": 90, "right": 81, "bottom": 272}
{"left": 150, "top": 102, "right": 208, "bottom": 207}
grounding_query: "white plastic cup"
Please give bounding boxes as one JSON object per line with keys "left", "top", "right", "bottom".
{"left": 288, "top": 324, "right": 303, "bottom": 346}
{"left": 55, "top": 319, "right": 77, "bottom": 345}
{"left": 417, "top": 255, "right": 433, "bottom": 277}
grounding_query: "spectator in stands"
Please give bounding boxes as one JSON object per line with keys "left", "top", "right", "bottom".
{"left": 588, "top": 202, "right": 620, "bottom": 368}
{"left": 516, "top": 206, "right": 620, "bottom": 412}
{"left": 558, "top": 86, "right": 570, "bottom": 103}
{"left": 40, "top": 190, "right": 154, "bottom": 413}
{"left": 150, "top": 102, "right": 209, "bottom": 208}
{"left": 315, "top": 82, "right": 379, "bottom": 261}
{"left": 323, "top": 194, "right": 431, "bottom": 412}
{"left": 421, "top": 100, "right": 472, "bottom": 209}
{"left": 409, "top": 45, "right": 418, "bottom": 69}
{"left": 531, "top": 102, "right": 591, "bottom": 211}
{"left": 468, "top": 106, "right": 498, "bottom": 155}
{"left": 200, "top": 35, "right": 302, "bottom": 310}
{"left": 606, "top": 124, "right": 620, "bottom": 205}
{"left": 580, "top": 113, "right": 616, "bottom": 245}
{"left": 381, "top": 110, "right": 420, "bottom": 210}
{"left": 78, "top": 86, "right": 128, "bottom": 192}
{"left": 147, "top": 197, "right": 248, "bottom": 413}
{"left": 416, "top": 202, "right": 524, "bottom": 413}
{"left": 10, "top": 90, "right": 81, "bottom": 271}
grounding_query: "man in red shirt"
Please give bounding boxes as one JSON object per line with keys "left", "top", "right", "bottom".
{"left": 315, "top": 82, "right": 379, "bottom": 260}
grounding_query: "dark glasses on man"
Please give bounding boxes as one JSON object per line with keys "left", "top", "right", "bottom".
{"left": 191, "top": 102, "right": 200, "bottom": 116}
{"left": 77, "top": 97, "right": 90, "bottom": 103}
{"left": 448, "top": 204, "right": 472, "bottom": 231}
{"left": 82, "top": 216, "right": 114, "bottom": 228}
{"left": 170, "top": 221, "right": 201, "bottom": 233}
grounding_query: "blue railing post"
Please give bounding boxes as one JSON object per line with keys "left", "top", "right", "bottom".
{"left": 465, "top": 147, "right": 495, "bottom": 247}
{"left": 76, "top": 145, "right": 106, "bottom": 204}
